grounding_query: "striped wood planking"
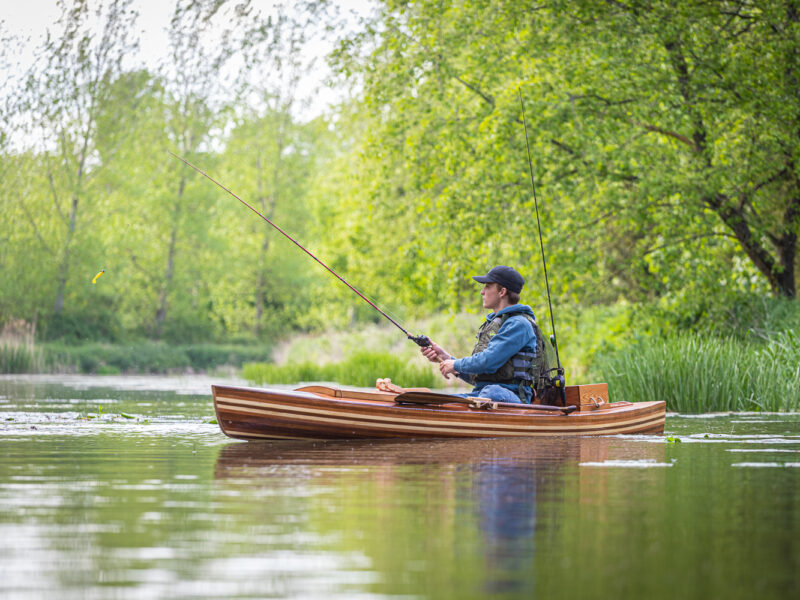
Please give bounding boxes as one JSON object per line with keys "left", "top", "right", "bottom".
{"left": 212, "top": 385, "right": 666, "bottom": 440}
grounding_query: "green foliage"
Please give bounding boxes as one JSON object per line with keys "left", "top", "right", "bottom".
{"left": 326, "top": 0, "right": 800, "bottom": 314}
{"left": 274, "top": 313, "right": 477, "bottom": 367}
{"left": 3, "top": 0, "right": 800, "bottom": 412}
{"left": 39, "top": 305, "right": 123, "bottom": 343}
{"left": 242, "top": 351, "right": 438, "bottom": 388}
{"left": 702, "top": 295, "right": 800, "bottom": 339}
{"left": 183, "top": 344, "right": 270, "bottom": 370}
{"left": 0, "top": 1, "right": 330, "bottom": 345}
{"left": 593, "top": 332, "right": 800, "bottom": 413}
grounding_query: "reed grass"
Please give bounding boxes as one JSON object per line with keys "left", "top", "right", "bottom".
{"left": 593, "top": 332, "right": 800, "bottom": 412}
{"left": 242, "top": 351, "right": 438, "bottom": 388}
{"left": 0, "top": 342, "right": 44, "bottom": 373}
{"left": 0, "top": 319, "right": 43, "bottom": 373}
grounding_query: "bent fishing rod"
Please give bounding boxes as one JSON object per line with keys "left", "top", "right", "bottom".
{"left": 518, "top": 89, "right": 566, "bottom": 396}
{"left": 169, "top": 151, "right": 432, "bottom": 349}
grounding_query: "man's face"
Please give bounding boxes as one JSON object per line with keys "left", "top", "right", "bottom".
{"left": 481, "top": 283, "right": 505, "bottom": 311}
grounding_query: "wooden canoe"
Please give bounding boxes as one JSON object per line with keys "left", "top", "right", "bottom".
{"left": 211, "top": 382, "right": 666, "bottom": 440}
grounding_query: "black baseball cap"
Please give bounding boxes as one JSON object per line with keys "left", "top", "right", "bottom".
{"left": 472, "top": 266, "right": 525, "bottom": 294}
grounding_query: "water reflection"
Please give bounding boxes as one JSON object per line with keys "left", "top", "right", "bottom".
{"left": 2, "top": 375, "right": 799, "bottom": 600}
{"left": 215, "top": 437, "right": 667, "bottom": 597}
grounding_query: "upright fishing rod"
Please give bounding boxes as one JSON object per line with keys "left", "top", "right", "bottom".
{"left": 518, "top": 89, "right": 566, "bottom": 399}
{"left": 169, "top": 152, "right": 432, "bottom": 348}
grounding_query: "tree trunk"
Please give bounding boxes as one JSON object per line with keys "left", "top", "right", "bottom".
{"left": 254, "top": 152, "right": 268, "bottom": 335}
{"left": 54, "top": 193, "right": 79, "bottom": 314}
{"left": 776, "top": 241, "right": 796, "bottom": 298}
{"left": 254, "top": 122, "right": 285, "bottom": 336}
{"left": 155, "top": 177, "right": 184, "bottom": 336}
{"left": 666, "top": 37, "right": 798, "bottom": 299}
{"left": 155, "top": 224, "right": 177, "bottom": 337}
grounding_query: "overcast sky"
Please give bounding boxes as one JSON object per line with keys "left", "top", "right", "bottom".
{"left": 1, "top": 0, "right": 376, "bottom": 119}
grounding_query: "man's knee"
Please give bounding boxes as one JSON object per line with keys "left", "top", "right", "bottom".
{"left": 477, "top": 384, "right": 522, "bottom": 403}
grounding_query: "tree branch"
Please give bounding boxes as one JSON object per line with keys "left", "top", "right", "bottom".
{"left": 705, "top": 192, "right": 780, "bottom": 289}
{"left": 569, "top": 92, "right": 637, "bottom": 108}
{"left": 46, "top": 161, "right": 67, "bottom": 224}
{"left": 636, "top": 121, "right": 696, "bottom": 150}
{"left": 128, "top": 252, "right": 156, "bottom": 284}
{"left": 19, "top": 200, "right": 54, "bottom": 255}
{"left": 452, "top": 74, "right": 495, "bottom": 107}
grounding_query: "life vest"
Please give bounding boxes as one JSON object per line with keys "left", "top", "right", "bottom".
{"left": 468, "top": 310, "right": 551, "bottom": 399}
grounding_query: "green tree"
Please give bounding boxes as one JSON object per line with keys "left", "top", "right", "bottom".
{"left": 547, "top": 0, "right": 800, "bottom": 301}
{"left": 217, "top": 112, "right": 328, "bottom": 337}
{"left": 329, "top": 0, "right": 800, "bottom": 321}
{"left": 217, "top": 2, "right": 333, "bottom": 337}
{"left": 90, "top": 71, "right": 221, "bottom": 341}
{"left": 19, "top": 0, "right": 140, "bottom": 321}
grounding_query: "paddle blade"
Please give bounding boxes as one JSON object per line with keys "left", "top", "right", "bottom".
{"left": 394, "top": 391, "right": 466, "bottom": 405}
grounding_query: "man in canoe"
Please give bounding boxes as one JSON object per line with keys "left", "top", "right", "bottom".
{"left": 419, "top": 265, "right": 548, "bottom": 404}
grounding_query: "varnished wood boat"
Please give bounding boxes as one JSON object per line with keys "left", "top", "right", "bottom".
{"left": 212, "top": 382, "right": 666, "bottom": 440}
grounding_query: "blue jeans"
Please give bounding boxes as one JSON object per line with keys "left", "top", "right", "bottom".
{"left": 455, "top": 384, "right": 524, "bottom": 403}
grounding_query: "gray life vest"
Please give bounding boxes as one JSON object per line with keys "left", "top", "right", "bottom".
{"left": 471, "top": 313, "right": 539, "bottom": 385}
{"left": 469, "top": 311, "right": 543, "bottom": 386}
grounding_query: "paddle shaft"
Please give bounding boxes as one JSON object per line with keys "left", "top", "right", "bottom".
{"left": 296, "top": 386, "right": 575, "bottom": 414}
{"left": 394, "top": 391, "right": 576, "bottom": 414}
{"left": 492, "top": 401, "right": 576, "bottom": 413}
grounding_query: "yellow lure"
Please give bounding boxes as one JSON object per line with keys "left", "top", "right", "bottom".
{"left": 92, "top": 269, "right": 105, "bottom": 284}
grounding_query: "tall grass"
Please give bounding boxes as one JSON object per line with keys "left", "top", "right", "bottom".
{"left": 242, "top": 351, "right": 438, "bottom": 388}
{"left": 0, "top": 319, "right": 43, "bottom": 373}
{"left": 0, "top": 342, "right": 44, "bottom": 373}
{"left": 593, "top": 332, "right": 800, "bottom": 412}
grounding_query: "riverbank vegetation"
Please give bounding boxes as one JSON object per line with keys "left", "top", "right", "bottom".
{"left": 596, "top": 332, "right": 800, "bottom": 413}
{"left": 2, "top": 1, "right": 799, "bottom": 412}
{"left": 0, "top": 316, "right": 269, "bottom": 374}
{"left": 41, "top": 342, "right": 270, "bottom": 375}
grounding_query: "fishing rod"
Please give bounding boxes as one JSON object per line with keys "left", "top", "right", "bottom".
{"left": 518, "top": 89, "right": 566, "bottom": 401}
{"left": 169, "top": 152, "right": 432, "bottom": 349}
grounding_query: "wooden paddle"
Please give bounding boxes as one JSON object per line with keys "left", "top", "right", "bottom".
{"left": 294, "top": 385, "right": 397, "bottom": 401}
{"left": 394, "top": 391, "right": 577, "bottom": 415}
{"left": 296, "top": 383, "right": 431, "bottom": 399}
{"left": 295, "top": 385, "right": 576, "bottom": 415}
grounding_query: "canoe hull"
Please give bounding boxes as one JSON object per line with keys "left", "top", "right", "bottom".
{"left": 212, "top": 385, "right": 666, "bottom": 440}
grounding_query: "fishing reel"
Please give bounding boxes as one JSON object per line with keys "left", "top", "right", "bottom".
{"left": 408, "top": 334, "right": 432, "bottom": 348}
{"left": 537, "top": 367, "right": 567, "bottom": 406}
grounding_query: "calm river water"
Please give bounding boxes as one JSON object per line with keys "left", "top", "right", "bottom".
{"left": 0, "top": 375, "right": 798, "bottom": 599}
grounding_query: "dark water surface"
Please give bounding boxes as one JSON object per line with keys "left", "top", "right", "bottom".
{"left": 1, "top": 375, "right": 798, "bottom": 599}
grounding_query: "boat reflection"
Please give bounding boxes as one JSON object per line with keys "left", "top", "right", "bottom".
{"left": 214, "top": 436, "right": 666, "bottom": 596}
{"left": 214, "top": 435, "right": 664, "bottom": 473}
